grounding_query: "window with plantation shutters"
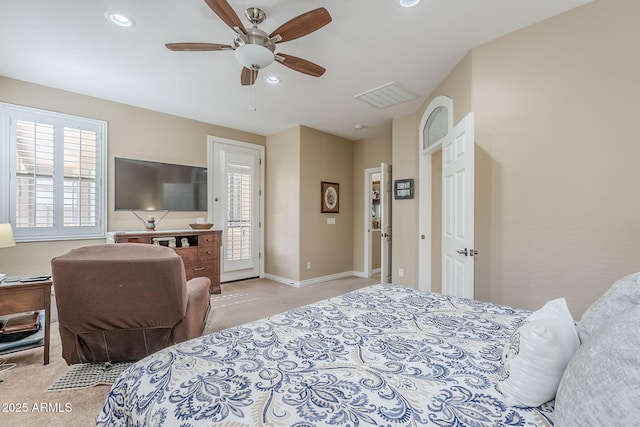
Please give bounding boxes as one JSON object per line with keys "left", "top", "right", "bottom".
{"left": 1, "top": 103, "right": 106, "bottom": 241}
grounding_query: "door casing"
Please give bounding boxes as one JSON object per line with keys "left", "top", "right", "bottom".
{"left": 419, "top": 97, "right": 475, "bottom": 297}
{"left": 207, "top": 136, "right": 265, "bottom": 282}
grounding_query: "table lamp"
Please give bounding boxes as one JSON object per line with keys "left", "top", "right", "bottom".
{"left": 0, "top": 223, "right": 16, "bottom": 282}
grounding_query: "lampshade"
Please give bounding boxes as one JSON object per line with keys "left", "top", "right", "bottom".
{"left": 234, "top": 44, "right": 274, "bottom": 70}
{"left": 0, "top": 223, "right": 16, "bottom": 249}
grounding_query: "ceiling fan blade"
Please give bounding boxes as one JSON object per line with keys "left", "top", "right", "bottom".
{"left": 269, "top": 7, "right": 332, "bottom": 43}
{"left": 276, "top": 53, "right": 326, "bottom": 77}
{"left": 241, "top": 67, "right": 258, "bottom": 86}
{"left": 165, "top": 42, "right": 232, "bottom": 51}
{"left": 204, "top": 0, "right": 245, "bottom": 33}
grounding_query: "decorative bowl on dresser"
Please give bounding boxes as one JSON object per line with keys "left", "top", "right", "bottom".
{"left": 106, "top": 230, "right": 221, "bottom": 294}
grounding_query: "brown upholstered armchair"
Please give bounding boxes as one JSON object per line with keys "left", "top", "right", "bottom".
{"left": 51, "top": 243, "right": 211, "bottom": 365}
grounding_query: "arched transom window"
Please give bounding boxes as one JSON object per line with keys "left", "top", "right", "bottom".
{"left": 423, "top": 104, "right": 449, "bottom": 151}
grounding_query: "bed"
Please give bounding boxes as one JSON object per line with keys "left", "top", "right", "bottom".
{"left": 97, "top": 283, "right": 568, "bottom": 426}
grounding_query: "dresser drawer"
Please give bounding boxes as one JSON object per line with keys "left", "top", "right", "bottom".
{"left": 185, "top": 264, "right": 214, "bottom": 277}
{"left": 199, "top": 233, "right": 218, "bottom": 247}
{"left": 198, "top": 246, "right": 218, "bottom": 261}
{"left": 184, "top": 264, "right": 220, "bottom": 294}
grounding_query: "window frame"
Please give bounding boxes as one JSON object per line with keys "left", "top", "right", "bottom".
{"left": 0, "top": 103, "right": 107, "bottom": 242}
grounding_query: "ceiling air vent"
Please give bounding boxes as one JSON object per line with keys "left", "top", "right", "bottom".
{"left": 354, "top": 82, "right": 416, "bottom": 109}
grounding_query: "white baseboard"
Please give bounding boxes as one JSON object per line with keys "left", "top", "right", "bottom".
{"left": 352, "top": 269, "right": 380, "bottom": 278}
{"left": 263, "top": 273, "right": 299, "bottom": 287}
{"left": 264, "top": 271, "right": 360, "bottom": 288}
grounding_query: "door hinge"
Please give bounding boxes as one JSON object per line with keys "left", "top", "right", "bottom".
{"left": 259, "top": 252, "right": 262, "bottom": 259}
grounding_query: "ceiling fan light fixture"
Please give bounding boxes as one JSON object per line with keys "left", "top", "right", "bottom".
{"left": 399, "top": 0, "right": 421, "bottom": 7}
{"left": 105, "top": 11, "right": 135, "bottom": 27}
{"left": 234, "top": 44, "right": 274, "bottom": 70}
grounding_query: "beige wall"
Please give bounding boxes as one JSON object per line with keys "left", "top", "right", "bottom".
{"left": 265, "top": 127, "right": 301, "bottom": 281}
{"left": 265, "top": 126, "right": 356, "bottom": 283}
{"left": 352, "top": 132, "right": 392, "bottom": 274}
{"left": 0, "top": 76, "right": 264, "bottom": 276}
{"left": 299, "top": 126, "right": 354, "bottom": 280}
{"left": 393, "top": 0, "right": 640, "bottom": 317}
{"left": 470, "top": 0, "right": 640, "bottom": 316}
{"left": 391, "top": 113, "right": 419, "bottom": 287}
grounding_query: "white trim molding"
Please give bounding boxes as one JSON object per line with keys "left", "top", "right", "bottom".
{"left": 418, "top": 96, "right": 453, "bottom": 292}
{"left": 264, "top": 271, "right": 361, "bottom": 288}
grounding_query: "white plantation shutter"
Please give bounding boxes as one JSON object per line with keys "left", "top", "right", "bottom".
{"left": 1, "top": 103, "right": 106, "bottom": 241}
{"left": 226, "top": 165, "right": 252, "bottom": 261}
{"left": 15, "top": 120, "right": 55, "bottom": 228}
{"left": 63, "top": 127, "right": 97, "bottom": 227}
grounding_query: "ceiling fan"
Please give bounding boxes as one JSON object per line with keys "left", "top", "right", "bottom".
{"left": 166, "top": 0, "right": 332, "bottom": 86}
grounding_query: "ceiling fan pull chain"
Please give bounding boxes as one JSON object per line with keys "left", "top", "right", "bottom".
{"left": 249, "top": 69, "right": 257, "bottom": 111}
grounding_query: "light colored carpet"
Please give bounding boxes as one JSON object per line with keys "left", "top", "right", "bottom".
{"left": 0, "top": 276, "right": 377, "bottom": 426}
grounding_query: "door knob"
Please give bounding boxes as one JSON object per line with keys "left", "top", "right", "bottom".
{"left": 456, "top": 248, "right": 468, "bottom": 256}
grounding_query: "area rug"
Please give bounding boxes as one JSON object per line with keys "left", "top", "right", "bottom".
{"left": 47, "top": 362, "right": 134, "bottom": 392}
{"left": 47, "top": 305, "right": 217, "bottom": 392}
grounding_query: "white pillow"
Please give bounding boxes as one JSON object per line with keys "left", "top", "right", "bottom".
{"left": 497, "top": 298, "right": 579, "bottom": 408}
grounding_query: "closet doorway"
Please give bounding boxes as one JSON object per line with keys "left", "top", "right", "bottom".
{"left": 364, "top": 167, "right": 382, "bottom": 278}
{"left": 364, "top": 163, "right": 392, "bottom": 282}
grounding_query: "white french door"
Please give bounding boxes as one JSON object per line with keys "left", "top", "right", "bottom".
{"left": 209, "top": 137, "right": 264, "bottom": 282}
{"left": 442, "top": 113, "right": 475, "bottom": 299}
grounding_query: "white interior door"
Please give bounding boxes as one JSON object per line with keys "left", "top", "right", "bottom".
{"left": 210, "top": 139, "right": 263, "bottom": 282}
{"left": 380, "top": 162, "right": 392, "bottom": 283}
{"left": 442, "top": 113, "right": 475, "bottom": 298}
{"left": 363, "top": 167, "right": 381, "bottom": 278}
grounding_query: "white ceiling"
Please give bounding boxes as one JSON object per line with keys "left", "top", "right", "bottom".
{"left": 0, "top": 0, "right": 591, "bottom": 140}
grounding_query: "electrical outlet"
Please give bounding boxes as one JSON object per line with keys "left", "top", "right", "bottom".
{"left": 399, "top": 268, "right": 404, "bottom": 278}
{"left": 306, "top": 261, "right": 312, "bottom": 269}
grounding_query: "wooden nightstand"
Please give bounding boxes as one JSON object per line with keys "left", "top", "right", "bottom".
{"left": 0, "top": 279, "right": 52, "bottom": 364}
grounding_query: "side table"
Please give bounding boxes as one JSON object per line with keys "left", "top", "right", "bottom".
{"left": 0, "top": 279, "right": 52, "bottom": 364}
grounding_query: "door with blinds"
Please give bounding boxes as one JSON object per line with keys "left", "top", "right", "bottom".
{"left": 210, "top": 139, "right": 263, "bottom": 282}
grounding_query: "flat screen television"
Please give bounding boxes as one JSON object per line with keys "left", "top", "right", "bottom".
{"left": 114, "top": 157, "right": 207, "bottom": 211}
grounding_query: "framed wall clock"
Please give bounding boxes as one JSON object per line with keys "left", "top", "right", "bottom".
{"left": 321, "top": 181, "right": 339, "bottom": 213}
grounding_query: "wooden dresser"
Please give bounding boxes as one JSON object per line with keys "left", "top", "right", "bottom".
{"left": 107, "top": 230, "right": 221, "bottom": 294}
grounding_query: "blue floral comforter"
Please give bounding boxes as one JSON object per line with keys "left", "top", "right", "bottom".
{"left": 97, "top": 284, "right": 554, "bottom": 426}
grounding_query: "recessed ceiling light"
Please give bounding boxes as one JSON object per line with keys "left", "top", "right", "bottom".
{"left": 264, "top": 75, "right": 281, "bottom": 85}
{"left": 105, "top": 12, "right": 136, "bottom": 27}
{"left": 399, "top": 0, "right": 421, "bottom": 7}
{"left": 354, "top": 124, "right": 367, "bottom": 130}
